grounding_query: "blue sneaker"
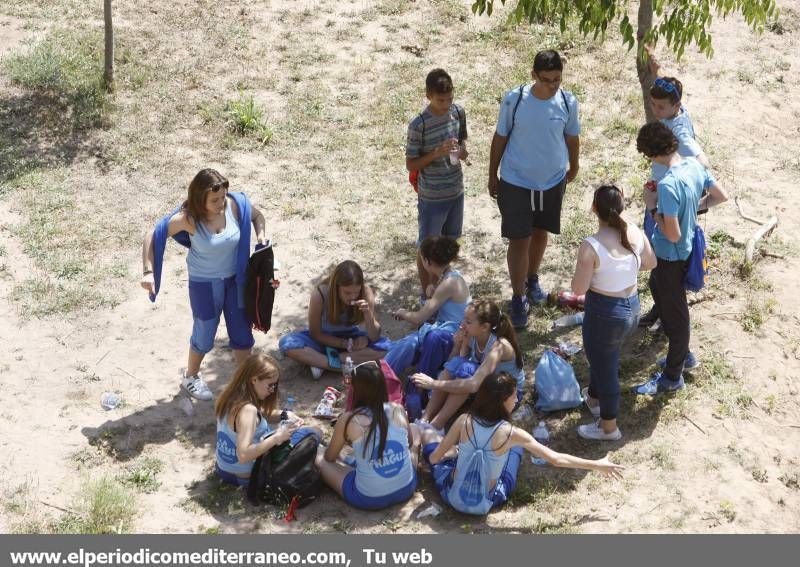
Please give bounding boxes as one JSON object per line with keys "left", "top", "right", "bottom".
{"left": 633, "top": 372, "right": 685, "bottom": 396}
{"left": 510, "top": 295, "right": 529, "bottom": 329}
{"left": 657, "top": 351, "right": 700, "bottom": 370}
{"left": 526, "top": 278, "right": 547, "bottom": 305}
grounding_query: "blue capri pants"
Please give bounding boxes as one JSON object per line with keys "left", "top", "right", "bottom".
{"left": 188, "top": 275, "right": 254, "bottom": 354}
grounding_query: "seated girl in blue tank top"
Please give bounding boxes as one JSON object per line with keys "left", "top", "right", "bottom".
{"left": 215, "top": 354, "right": 321, "bottom": 487}
{"left": 384, "top": 237, "right": 470, "bottom": 417}
{"left": 412, "top": 299, "right": 524, "bottom": 431}
{"left": 315, "top": 361, "right": 419, "bottom": 510}
{"left": 279, "top": 261, "right": 390, "bottom": 380}
{"left": 422, "top": 373, "right": 624, "bottom": 515}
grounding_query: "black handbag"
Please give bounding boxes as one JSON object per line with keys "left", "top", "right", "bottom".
{"left": 246, "top": 434, "right": 322, "bottom": 508}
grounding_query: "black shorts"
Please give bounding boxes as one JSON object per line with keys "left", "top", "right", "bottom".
{"left": 497, "top": 177, "right": 566, "bottom": 239}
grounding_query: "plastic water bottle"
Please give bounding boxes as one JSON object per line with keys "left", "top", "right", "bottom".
{"left": 279, "top": 395, "right": 296, "bottom": 429}
{"left": 343, "top": 356, "right": 354, "bottom": 381}
{"left": 552, "top": 312, "right": 584, "bottom": 329}
{"left": 448, "top": 139, "right": 460, "bottom": 165}
{"left": 100, "top": 392, "right": 122, "bottom": 410}
{"left": 531, "top": 421, "right": 550, "bottom": 466}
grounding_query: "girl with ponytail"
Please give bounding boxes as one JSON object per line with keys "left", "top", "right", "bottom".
{"left": 411, "top": 299, "right": 525, "bottom": 431}
{"left": 571, "top": 185, "right": 656, "bottom": 441}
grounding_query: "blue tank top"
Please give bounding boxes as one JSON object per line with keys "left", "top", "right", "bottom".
{"left": 187, "top": 198, "right": 240, "bottom": 279}
{"left": 435, "top": 269, "right": 470, "bottom": 325}
{"left": 468, "top": 335, "right": 525, "bottom": 394}
{"left": 351, "top": 404, "right": 414, "bottom": 497}
{"left": 447, "top": 418, "right": 511, "bottom": 515}
{"left": 317, "top": 285, "right": 361, "bottom": 334}
{"left": 216, "top": 409, "right": 272, "bottom": 477}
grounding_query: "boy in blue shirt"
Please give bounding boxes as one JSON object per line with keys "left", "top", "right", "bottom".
{"left": 634, "top": 123, "right": 728, "bottom": 395}
{"left": 487, "top": 50, "right": 581, "bottom": 328}
{"left": 406, "top": 69, "right": 468, "bottom": 300}
{"left": 640, "top": 72, "right": 712, "bottom": 335}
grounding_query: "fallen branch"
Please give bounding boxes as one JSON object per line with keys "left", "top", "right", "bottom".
{"left": 760, "top": 250, "right": 786, "bottom": 260}
{"left": 688, "top": 291, "right": 714, "bottom": 306}
{"left": 682, "top": 413, "right": 707, "bottom": 435}
{"left": 735, "top": 196, "right": 765, "bottom": 225}
{"left": 744, "top": 216, "right": 778, "bottom": 266}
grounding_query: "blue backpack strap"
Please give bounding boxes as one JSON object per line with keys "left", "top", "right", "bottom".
{"left": 560, "top": 88, "right": 570, "bottom": 121}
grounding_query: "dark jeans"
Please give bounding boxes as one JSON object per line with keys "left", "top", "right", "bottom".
{"left": 650, "top": 259, "right": 690, "bottom": 380}
{"left": 582, "top": 291, "right": 640, "bottom": 420}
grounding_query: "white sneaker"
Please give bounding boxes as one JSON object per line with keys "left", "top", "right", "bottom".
{"left": 181, "top": 372, "right": 213, "bottom": 401}
{"left": 581, "top": 387, "right": 600, "bottom": 418}
{"left": 577, "top": 420, "right": 622, "bottom": 441}
{"left": 310, "top": 366, "right": 324, "bottom": 380}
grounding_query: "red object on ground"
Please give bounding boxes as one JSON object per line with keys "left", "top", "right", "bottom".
{"left": 284, "top": 495, "right": 300, "bottom": 522}
{"left": 547, "top": 291, "right": 585, "bottom": 310}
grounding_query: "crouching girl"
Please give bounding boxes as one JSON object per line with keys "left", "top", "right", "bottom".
{"left": 422, "top": 373, "right": 623, "bottom": 515}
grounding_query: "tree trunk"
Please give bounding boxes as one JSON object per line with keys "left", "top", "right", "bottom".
{"left": 636, "top": 0, "right": 655, "bottom": 122}
{"left": 104, "top": 0, "right": 114, "bottom": 91}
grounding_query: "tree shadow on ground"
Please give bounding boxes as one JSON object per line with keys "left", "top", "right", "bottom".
{"left": 0, "top": 90, "right": 105, "bottom": 184}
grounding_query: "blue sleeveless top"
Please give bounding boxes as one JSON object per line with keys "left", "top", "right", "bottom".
{"left": 216, "top": 409, "right": 272, "bottom": 477}
{"left": 318, "top": 285, "right": 361, "bottom": 334}
{"left": 468, "top": 335, "right": 525, "bottom": 394}
{"left": 187, "top": 198, "right": 240, "bottom": 279}
{"left": 447, "top": 418, "right": 511, "bottom": 515}
{"left": 435, "top": 269, "right": 470, "bottom": 325}
{"left": 351, "top": 404, "right": 414, "bottom": 497}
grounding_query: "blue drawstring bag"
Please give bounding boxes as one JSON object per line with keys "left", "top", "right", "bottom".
{"left": 534, "top": 350, "right": 582, "bottom": 412}
{"left": 683, "top": 225, "right": 707, "bottom": 292}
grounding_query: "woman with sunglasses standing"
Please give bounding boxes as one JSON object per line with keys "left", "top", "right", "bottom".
{"left": 571, "top": 185, "right": 656, "bottom": 441}
{"left": 316, "top": 361, "right": 419, "bottom": 510}
{"left": 215, "top": 354, "right": 321, "bottom": 486}
{"left": 141, "top": 168, "right": 271, "bottom": 401}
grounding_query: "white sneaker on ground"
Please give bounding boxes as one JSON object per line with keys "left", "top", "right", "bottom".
{"left": 581, "top": 386, "right": 601, "bottom": 418}
{"left": 577, "top": 420, "right": 622, "bottom": 441}
{"left": 181, "top": 372, "right": 213, "bottom": 401}
{"left": 310, "top": 366, "right": 324, "bottom": 380}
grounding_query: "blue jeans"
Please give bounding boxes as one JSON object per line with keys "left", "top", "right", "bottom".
{"left": 582, "top": 291, "right": 640, "bottom": 420}
{"left": 417, "top": 194, "right": 464, "bottom": 245}
{"left": 188, "top": 275, "right": 254, "bottom": 354}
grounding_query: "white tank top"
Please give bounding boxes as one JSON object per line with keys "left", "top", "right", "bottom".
{"left": 584, "top": 235, "right": 642, "bottom": 293}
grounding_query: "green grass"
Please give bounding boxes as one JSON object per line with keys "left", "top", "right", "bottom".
{"left": 52, "top": 477, "right": 136, "bottom": 534}
{"left": 3, "top": 28, "right": 109, "bottom": 127}
{"left": 121, "top": 457, "right": 164, "bottom": 494}
{"left": 224, "top": 94, "right": 273, "bottom": 145}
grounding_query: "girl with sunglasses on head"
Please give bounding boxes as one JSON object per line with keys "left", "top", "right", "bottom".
{"left": 571, "top": 185, "right": 656, "bottom": 441}
{"left": 411, "top": 299, "right": 524, "bottom": 432}
{"left": 641, "top": 68, "right": 711, "bottom": 332}
{"left": 315, "top": 361, "right": 419, "bottom": 510}
{"left": 422, "top": 372, "right": 624, "bottom": 516}
{"left": 278, "top": 260, "right": 390, "bottom": 380}
{"left": 141, "top": 168, "right": 272, "bottom": 401}
{"left": 214, "top": 354, "right": 321, "bottom": 487}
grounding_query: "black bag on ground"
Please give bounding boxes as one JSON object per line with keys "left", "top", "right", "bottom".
{"left": 246, "top": 434, "right": 322, "bottom": 508}
{"left": 245, "top": 244, "right": 276, "bottom": 333}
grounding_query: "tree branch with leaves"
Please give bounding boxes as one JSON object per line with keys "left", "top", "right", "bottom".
{"left": 471, "top": 0, "right": 778, "bottom": 121}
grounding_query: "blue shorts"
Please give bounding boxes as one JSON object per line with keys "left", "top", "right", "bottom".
{"left": 278, "top": 328, "right": 391, "bottom": 355}
{"left": 189, "top": 275, "right": 254, "bottom": 354}
{"left": 422, "top": 442, "right": 522, "bottom": 511}
{"left": 442, "top": 358, "right": 524, "bottom": 405}
{"left": 417, "top": 194, "right": 464, "bottom": 246}
{"left": 341, "top": 470, "right": 417, "bottom": 510}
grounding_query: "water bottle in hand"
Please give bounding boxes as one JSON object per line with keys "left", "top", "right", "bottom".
{"left": 448, "top": 138, "right": 460, "bottom": 165}
{"left": 280, "top": 395, "right": 296, "bottom": 430}
{"left": 531, "top": 421, "right": 550, "bottom": 466}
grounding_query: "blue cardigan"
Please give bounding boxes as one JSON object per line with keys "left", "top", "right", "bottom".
{"left": 149, "top": 191, "right": 252, "bottom": 303}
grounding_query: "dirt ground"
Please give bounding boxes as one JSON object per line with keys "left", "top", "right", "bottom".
{"left": 1, "top": 1, "right": 799, "bottom": 533}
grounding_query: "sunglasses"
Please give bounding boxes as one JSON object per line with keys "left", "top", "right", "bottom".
{"left": 209, "top": 180, "right": 229, "bottom": 193}
{"left": 653, "top": 78, "right": 679, "bottom": 97}
{"left": 354, "top": 360, "right": 379, "bottom": 372}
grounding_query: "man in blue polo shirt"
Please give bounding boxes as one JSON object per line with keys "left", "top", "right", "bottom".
{"left": 488, "top": 50, "right": 581, "bottom": 328}
{"left": 633, "top": 122, "right": 728, "bottom": 395}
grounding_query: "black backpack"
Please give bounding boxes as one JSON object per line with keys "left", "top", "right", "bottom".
{"left": 245, "top": 244, "right": 276, "bottom": 333}
{"left": 246, "top": 434, "right": 322, "bottom": 508}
